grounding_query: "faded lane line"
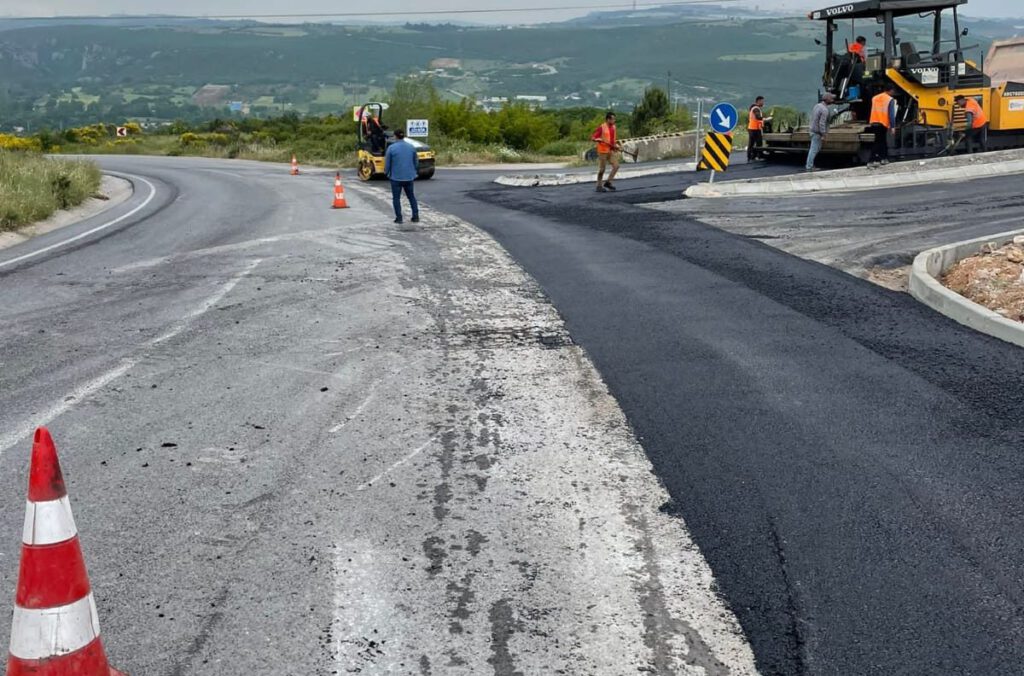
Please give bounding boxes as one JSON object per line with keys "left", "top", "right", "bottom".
{"left": 0, "top": 260, "right": 263, "bottom": 455}
{"left": 0, "top": 359, "right": 137, "bottom": 457}
{"left": 356, "top": 437, "right": 434, "bottom": 491}
{"left": 248, "top": 360, "right": 347, "bottom": 379}
{"left": 329, "top": 391, "right": 376, "bottom": 434}
{"left": 151, "top": 258, "right": 262, "bottom": 345}
{"left": 0, "top": 174, "right": 157, "bottom": 271}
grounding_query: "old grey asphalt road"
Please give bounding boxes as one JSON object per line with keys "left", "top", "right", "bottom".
{"left": 413, "top": 165, "right": 1024, "bottom": 675}
{"left": 0, "top": 156, "right": 758, "bottom": 675}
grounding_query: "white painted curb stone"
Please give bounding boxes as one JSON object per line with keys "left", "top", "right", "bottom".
{"left": 909, "top": 227, "right": 1024, "bottom": 349}
{"left": 496, "top": 162, "right": 697, "bottom": 187}
{"left": 685, "top": 158, "right": 1024, "bottom": 198}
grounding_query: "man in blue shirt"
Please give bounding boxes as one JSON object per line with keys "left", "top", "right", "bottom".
{"left": 384, "top": 129, "right": 419, "bottom": 224}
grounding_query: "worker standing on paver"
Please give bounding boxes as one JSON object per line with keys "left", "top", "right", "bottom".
{"left": 747, "top": 97, "right": 769, "bottom": 162}
{"left": 868, "top": 85, "right": 897, "bottom": 168}
{"left": 848, "top": 36, "right": 868, "bottom": 89}
{"left": 805, "top": 92, "right": 836, "bottom": 172}
{"left": 849, "top": 36, "right": 867, "bottom": 63}
{"left": 592, "top": 111, "right": 621, "bottom": 192}
{"left": 955, "top": 94, "right": 989, "bottom": 154}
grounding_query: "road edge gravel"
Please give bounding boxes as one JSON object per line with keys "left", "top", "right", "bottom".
{"left": 343, "top": 179, "right": 762, "bottom": 673}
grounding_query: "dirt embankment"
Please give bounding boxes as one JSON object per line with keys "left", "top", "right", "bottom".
{"left": 942, "top": 236, "right": 1024, "bottom": 323}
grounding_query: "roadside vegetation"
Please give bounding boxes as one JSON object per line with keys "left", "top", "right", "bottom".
{"left": 0, "top": 149, "right": 101, "bottom": 231}
{"left": 13, "top": 79, "right": 696, "bottom": 168}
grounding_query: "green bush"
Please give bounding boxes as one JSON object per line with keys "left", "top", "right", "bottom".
{"left": 538, "top": 139, "right": 584, "bottom": 156}
{"left": 0, "top": 151, "right": 101, "bottom": 230}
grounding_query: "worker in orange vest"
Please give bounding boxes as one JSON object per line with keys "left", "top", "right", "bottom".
{"left": 747, "top": 96, "right": 771, "bottom": 162}
{"left": 849, "top": 36, "right": 867, "bottom": 63}
{"left": 847, "top": 36, "right": 868, "bottom": 89}
{"left": 954, "top": 94, "right": 988, "bottom": 154}
{"left": 591, "top": 111, "right": 621, "bottom": 192}
{"left": 363, "top": 112, "right": 387, "bottom": 154}
{"left": 868, "top": 85, "right": 897, "bottom": 167}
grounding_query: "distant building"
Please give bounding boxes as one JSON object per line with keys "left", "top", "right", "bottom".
{"left": 515, "top": 95, "right": 548, "bottom": 102}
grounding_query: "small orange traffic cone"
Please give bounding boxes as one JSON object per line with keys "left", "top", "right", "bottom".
{"left": 7, "top": 428, "right": 126, "bottom": 675}
{"left": 332, "top": 173, "right": 349, "bottom": 209}
{"left": 290, "top": 155, "right": 300, "bottom": 176}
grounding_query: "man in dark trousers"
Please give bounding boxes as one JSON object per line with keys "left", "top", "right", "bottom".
{"left": 955, "top": 94, "right": 989, "bottom": 154}
{"left": 384, "top": 129, "right": 419, "bottom": 224}
{"left": 868, "top": 85, "right": 897, "bottom": 167}
{"left": 747, "top": 96, "right": 770, "bottom": 161}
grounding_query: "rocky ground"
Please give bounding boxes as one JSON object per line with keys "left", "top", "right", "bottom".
{"left": 942, "top": 236, "right": 1024, "bottom": 323}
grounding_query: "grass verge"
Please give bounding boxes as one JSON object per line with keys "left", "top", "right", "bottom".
{"left": 54, "top": 135, "right": 582, "bottom": 168}
{"left": 0, "top": 151, "right": 102, "bottom": 232}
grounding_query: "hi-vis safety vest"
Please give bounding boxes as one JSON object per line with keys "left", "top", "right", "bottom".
{"left": 596, "top": 123, "right": 615, "bottom": 154}
{"left": 870, "top": 93, "right": 894, "bottom": 128}
{"left": 748, "top": 106, "right": 764, "bottom": 131}
{"left": 964, "top": 98, "right": 988, "bottom": 128}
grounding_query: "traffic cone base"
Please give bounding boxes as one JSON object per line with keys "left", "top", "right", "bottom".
{"left": 332, "top": 173, "right": 349, "bottom": 209}
{"left": 7, "top": 428, "right": 126, "bottom": 675}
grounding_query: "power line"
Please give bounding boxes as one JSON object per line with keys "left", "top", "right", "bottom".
{"left": 3, "top": 0, "right": 744, "bottom": 22}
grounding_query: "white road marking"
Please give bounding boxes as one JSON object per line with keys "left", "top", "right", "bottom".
{"left": 0, "top": 358, "right": 137, "bottom": 457}
{"left": 356, "top": 437, "right": 434, "bottom": 491}
{"left": 151, "top": 258, "right": 262, "bottom": 346}
{"left": 329, "top": 391, "right": 376, "bottom": 434}
{"left": 0, "top": 260, "right": 262, "bottom": 455}
{"left": 0, "top": 174, "right": 158, "bottom": 271}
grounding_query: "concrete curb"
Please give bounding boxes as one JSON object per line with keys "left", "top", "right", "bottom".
{"left": 685, "top": 158, "right": 1024, "bottom": 198}
{"left": 909, "top": 228, "right": 1024, "bottom": 349}
{"left": 495, "top": 162, "right": 697, "bottom": 187}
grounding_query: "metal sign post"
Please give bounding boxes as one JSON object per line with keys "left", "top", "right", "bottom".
{"left": 694, "top": 100, "right": 704, "bottom": 165}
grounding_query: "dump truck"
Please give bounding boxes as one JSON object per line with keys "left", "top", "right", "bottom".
{"left": 762, "top": 0, "right": 1024, "bottom": 163}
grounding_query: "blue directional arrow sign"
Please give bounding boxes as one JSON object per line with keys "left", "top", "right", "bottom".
{"left": 709, "top": 102, "right": 738, "bottom": 134}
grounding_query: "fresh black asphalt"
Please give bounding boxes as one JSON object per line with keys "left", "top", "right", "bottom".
{"left": 422, "top": 163, "right": 1024, "bottom": 675}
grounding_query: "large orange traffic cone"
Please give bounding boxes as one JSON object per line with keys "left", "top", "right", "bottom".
{"left": 332, "top": 173, "right": 349, "bottom": 209}
{"left": 7, "top": 428, "right": 125, "bottom": 676}
{"left": 290, "top": 154, "right": 300, "bottom": 176}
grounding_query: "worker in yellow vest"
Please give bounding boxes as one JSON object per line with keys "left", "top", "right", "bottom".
{"left": 954, "top": 94, "right": 989, "bottom": 154}
{"left": 868, "top": 85, "right": 897, "bottom": 168}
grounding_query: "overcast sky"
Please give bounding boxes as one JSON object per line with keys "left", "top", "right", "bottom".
{"left": 1, "top": 0, "right": 1020, "bottom": 21}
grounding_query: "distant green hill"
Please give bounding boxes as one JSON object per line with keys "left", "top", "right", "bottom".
{"left": 0, "top": 9, "right": 1013, "bottom": 131}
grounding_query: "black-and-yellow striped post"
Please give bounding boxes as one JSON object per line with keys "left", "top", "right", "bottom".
{"left": 697, "top": 132, "right": 733, "bottom": 183}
